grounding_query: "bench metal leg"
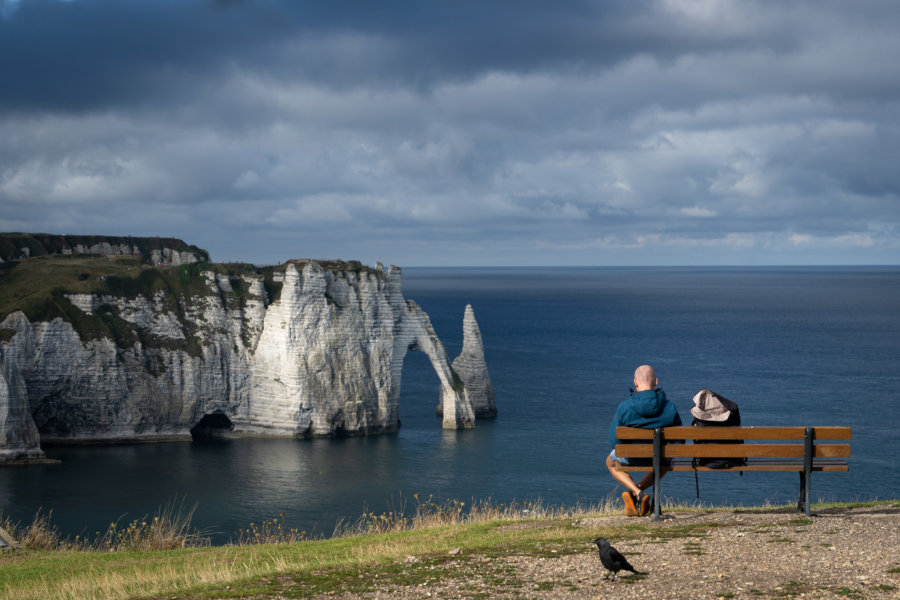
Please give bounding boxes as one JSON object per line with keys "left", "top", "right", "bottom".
{"left": 798, "top": 472, "right": 809, "bottom": 517}
{"left": 798, "top": 426, "right": 813, "bottom": 517}
{"left": 652, "top": 428, "right": 662, "bottom": 521}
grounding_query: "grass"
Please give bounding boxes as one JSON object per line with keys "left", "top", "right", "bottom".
{"left": 0, "top": 502, "right": 206, "bottom": 552}
{"left": 0, "top": 498, "right": 618, "bottom": 600}
{"left": 0, "top": 254, "right": 145, "bottom": 322}
{"left": 834, "top": 586, "right": 865, "bottom": 599}
{"left": 0, "top": 499, "right": 895, "bottom": 600}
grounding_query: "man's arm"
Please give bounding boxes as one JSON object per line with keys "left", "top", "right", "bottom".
{"left": 608, "top": 405, "right": 623, "bottom": 449}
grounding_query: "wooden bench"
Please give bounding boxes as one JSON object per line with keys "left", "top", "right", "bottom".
{"left": 613, "top": 426, "right": 851, "bottom": 519}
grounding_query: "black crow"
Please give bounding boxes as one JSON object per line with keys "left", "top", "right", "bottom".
{"left": 592, "top": 537, "right": 643, "bottom": 580}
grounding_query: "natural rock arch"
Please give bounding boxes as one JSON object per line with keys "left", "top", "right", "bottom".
{"left": 391, "top": 299, "right": 474, "bottom": 429}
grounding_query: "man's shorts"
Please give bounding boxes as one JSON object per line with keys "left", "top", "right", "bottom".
{"left": 609, "top": 448, "right": 658, "bottom": 468}
{"left": 609, "top": 448, "right": 653, "bottom": 467}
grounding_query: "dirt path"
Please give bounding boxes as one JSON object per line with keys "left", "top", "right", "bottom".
{"left": 321, "top": 504, "right": 900, "bottom": 600}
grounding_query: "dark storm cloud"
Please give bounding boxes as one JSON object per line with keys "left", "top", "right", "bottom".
{"left": 1, "top": 0, "right": 899, "bottom": 265}
{"left": 0, "top": 0, "right": 809, "bottom": 112}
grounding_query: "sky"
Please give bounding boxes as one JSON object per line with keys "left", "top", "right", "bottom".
{"left": 1, "top": 0, "right": 899, "bottom": 267}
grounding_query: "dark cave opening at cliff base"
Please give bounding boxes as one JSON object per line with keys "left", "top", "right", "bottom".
{"left": 190, "top": 413, "right": 234, "bottom": 441}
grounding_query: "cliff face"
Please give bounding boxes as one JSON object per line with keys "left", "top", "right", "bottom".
{"left": 0, "top": 234, "right": 208, "bottom": 265}
{"left": 0, "top": 321, "right": 44, "bottom": 462}
{"left": 0, "top": 255, "right": 493, "bottom": 460}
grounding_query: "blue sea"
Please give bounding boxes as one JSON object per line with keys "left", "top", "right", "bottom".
{"left": 1, "top": 266, "right": 898, "bottom": 543}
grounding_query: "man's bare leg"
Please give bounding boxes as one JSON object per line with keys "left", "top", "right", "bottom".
{"left": 606, "top": 454, "right": 642, "bottom": 496}
{"left": 606, "top": 454, "right": 667, "bottom": 494}
{"left": 637, "top": 471, "right": 661, "bottom": 491}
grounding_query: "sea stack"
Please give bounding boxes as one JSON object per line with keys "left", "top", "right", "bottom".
{"left": 450, "top": 304, "right": 496, "bottom": 418}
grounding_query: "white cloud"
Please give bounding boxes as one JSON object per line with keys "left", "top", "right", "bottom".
{"left": 832, "top": 233, "right": 875, "bottom": 247}
{"left": 265, "top": 195, "right": 356, "bottom": 226}
{"left": 680, "top": 206, "right": 718, "bottom": 218}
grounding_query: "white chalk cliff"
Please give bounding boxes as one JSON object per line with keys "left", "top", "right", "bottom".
{"left": 0, "top": 260, "right": 492, "bottom": 461}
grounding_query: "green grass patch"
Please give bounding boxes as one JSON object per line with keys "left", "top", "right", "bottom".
{"left": 0, "top": 500, "right": 895, "bottom": 600}
{"left": 646, "top": 522, "right": 722, "bottom": 541}
{"left": 766, "top": 580, "right": 809, "bottom": 599}
{"left": 834, "top": 586, "right": 865, "bottom": 599}
{"left": 0, "top": 522, "right": 592, "bottom": 600}
{"left": 0, "top": 505, "right": 631, "bottom": 600}
{"left": 682, "top": 540, "right": 706, "bottom": 555}
{"left": 0, "top": 254, "right": 144, "bottom": 322}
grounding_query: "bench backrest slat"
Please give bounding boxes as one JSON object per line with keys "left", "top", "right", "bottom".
{"left": 615, "top": 443, "right": 851, "bottom": 459}
{"left": 615, "top": 426, "right": 851, "bottom": 441}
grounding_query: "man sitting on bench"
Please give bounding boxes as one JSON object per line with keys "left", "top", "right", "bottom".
{"left": 605, "top": 365, "right": 683, "bottom": 516}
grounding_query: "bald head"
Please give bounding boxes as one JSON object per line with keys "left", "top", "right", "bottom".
{"left": 633, "top": 365, "right": 658, "bottom": 392}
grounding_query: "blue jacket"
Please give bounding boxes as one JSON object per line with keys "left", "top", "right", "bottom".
{"left": 609, "top": 388, "right": 682, "bottom": 448}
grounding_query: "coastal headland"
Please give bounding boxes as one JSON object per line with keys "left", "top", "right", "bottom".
{"left": 0, "top": 234, "right": 495, "bottom": 462}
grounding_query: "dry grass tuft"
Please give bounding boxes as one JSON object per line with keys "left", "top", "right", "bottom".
{"left": 332, "top": 492, "right": 624, "bottom": 538}
{"left": 92, "top": 501, "right": 208, "bottom": 551}
{"left": 0, "top": 501, "right": 208, "bottom": 552}
{"left": 233, "top": 511, "right": 307, "bottom": 545}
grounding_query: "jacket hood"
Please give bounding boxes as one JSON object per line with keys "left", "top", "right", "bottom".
{"left": 630, "top": 388, "right": 668, "bottom": 418}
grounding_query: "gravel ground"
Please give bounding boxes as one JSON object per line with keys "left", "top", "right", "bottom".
{"left": 317, "top": 504, "right": 900, "bottom": 600}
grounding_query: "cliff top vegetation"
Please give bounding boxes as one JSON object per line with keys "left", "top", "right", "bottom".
{"left": 0, "top": 240, "right": 387, "bottom": 355}
{"left": 286, "top": 258, "right": 384, "bottom": 277}
{"left": 0, "top": 251, "right": 384, "bottom": 323}
{"left": 0, "top": 233, "right": 211, "bottom": 263}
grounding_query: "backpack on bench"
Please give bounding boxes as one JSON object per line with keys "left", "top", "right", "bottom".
{"left": 690, "top": 389, "right": 747, "bottom": 469}
{"left": 690, "top": 389, "right": 746, "bottom": 498}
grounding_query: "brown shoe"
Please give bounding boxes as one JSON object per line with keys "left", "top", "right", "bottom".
{"left": 638, "top": 492, "right": 651, "bottom": 516}
{"left": 621, "top": 491, "right": 638, "bottom": 516}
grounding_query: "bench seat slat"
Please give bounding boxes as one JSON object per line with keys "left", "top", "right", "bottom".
{"left": 615, "top": 443, "right": 851, "bottom": 459}
{"left": 615, "top": 426, "right": 851, "bottom": 441}
{"left": 614, "top": 458, "right": 849, "bottom": 473}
